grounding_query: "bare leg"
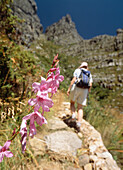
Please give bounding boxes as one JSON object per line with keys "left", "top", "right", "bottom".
{"left": 75, "top": 103, "right": 83, "bottom": 132}
{"left": 77, "top": 103, "right": 83, "bottom": 123}
{"left": 70, "top": 100, "right": 76, "bottom": 118}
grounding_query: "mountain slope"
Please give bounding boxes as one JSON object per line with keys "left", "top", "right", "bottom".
{"left": 44, "top": 14, "right": 123, "bottom": 112}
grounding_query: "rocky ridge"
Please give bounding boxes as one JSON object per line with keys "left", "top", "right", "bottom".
{"left": 45, "top": 15, "right": 123, "bottom": 52}
{"left": 45, "top": 14, "right": 83, "bottom": 45}
{"left": 11, "top": 0, "right": 43, "bottom": 46}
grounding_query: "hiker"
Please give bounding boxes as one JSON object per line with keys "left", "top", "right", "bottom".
{"left": 67, "top": 62, "right": 93, "bottom": 132}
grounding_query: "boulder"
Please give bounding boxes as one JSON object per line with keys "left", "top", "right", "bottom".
{"left": 44, "top": 130, "right": 82, "bottom": 156}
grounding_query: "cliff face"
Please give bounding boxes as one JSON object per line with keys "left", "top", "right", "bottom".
{"left": 11, "top": 0, "right": 43, "bottom": 46}
{"left": 115, "top": 29, "right": 123, "bottom": 50}
{"left": 45, "top": 14, "right": 123, "bottom": 52}
{"left": 45, "top": 14, "right": 83, "bottom": 45}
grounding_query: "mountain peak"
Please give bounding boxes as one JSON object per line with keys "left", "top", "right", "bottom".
{"left": 61, "top": 14, "right": 72, "bottom": 24}
{"left": 45, "top": 14, "right": 83, "bottom": 45}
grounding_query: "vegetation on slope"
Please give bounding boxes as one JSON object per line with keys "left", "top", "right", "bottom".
{"left": 0, "top": 0, "right": 46, "bottom": 103}
{"left": 0, "top": 0, "right": 122, "bottom": 169}
{"left": 30, "top": 37, "right": 123, "bottom": 167}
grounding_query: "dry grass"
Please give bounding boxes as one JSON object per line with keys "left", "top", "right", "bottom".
{"left": 0, "top": 90, "right": 70, "bottom": 169}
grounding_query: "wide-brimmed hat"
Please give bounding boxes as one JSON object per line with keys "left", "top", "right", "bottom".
{"left": 80, "top": 62, "right": 88, "bottom": 68}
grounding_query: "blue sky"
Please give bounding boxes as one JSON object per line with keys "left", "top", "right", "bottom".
{"left": 35, "top": 0, "right": 123, "bottom": 39}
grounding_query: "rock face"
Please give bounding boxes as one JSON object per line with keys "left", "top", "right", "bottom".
{"left": 45, "top": 14, "right": 123, "bottom": 53}
{"left": 11, "top": 0, "right": 43, "bottom": 46}
{"left": 88, "top": 34, "right": 116, "bottom": 52}
{"left": 86, "top": 51, "right": 123, "bottom": 88}
{"left": 45, "top": 14, "right": 83, "bottom": 45}
{"left": 115, "top": 29, "right": 123, "bottom": 50}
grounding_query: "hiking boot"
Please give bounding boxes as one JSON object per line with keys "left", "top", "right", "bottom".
{"left": 75, "top": 125, "right": 80, "bottom": 133}
{"left": 71, "top": 117, "right": 76, "bottom": 123}
{"left": 67, "top": 117, "right": 76, "bottom": 125}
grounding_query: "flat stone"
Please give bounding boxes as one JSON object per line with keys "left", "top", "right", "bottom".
{"left": 66, "top": 167, "right": 81, "bottom": 170}
{"left": 45, "top": 130, "right": 82, "bottom": 156}
{"left": 96, "top": 151, "right": 112, "bottom": 159}
{"left": 89, "top": 155, "right": 98, "bottom": 162}
{"left": 105, "top": 157, "right": 121, "bottom": 170}
{"left": 101, "top": 167, "right": 109, "bottom": 170}
{"left": 48, "top": 117, "right": 68, "bottom": 130}
{"left": 95, "top": 159, "right": 106, "bottom": 169}
{"left": 84, "top": 163, "right": 92, "bottom": 170}
{"left": 89, "top": 145, "right": 97, "bottom": 154}
{"left": 79, "top": 154, "right": 90, "bottom": 167}
{"left": 29, "top": 136, "right": 46, "bottom": 156}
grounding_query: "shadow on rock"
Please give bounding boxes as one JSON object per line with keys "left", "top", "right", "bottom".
{"left": 62, "top": 115, "right": 77, "bottom": 131}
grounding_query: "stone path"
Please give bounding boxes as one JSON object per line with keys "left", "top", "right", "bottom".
{"left": 29, "top": 99, "right": 121, "bottom": 170}
{"left": 56, "top": 101, "right": 121, "bottom": 170}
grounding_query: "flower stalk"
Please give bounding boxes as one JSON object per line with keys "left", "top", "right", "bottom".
{"left": 0, "top": 54, "right": 64, "bottom": 162}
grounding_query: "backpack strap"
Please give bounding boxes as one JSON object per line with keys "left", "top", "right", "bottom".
{"left": 79, "top": 69, "right": 82, "bottom": 78}
{"left": 79, "top": 68, "right": 90, "bottom": 78}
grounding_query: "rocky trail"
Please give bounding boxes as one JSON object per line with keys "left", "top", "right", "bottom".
{"left": 29, "top": 91, "right": 121, "bottom": 170}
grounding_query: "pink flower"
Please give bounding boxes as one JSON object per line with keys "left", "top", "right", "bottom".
{"left": 47, "top": 67, "right": 64, "bottom": 84}
{"left": 23, "top": 111, "right": 47, "bottom": 138}
{"left": 20, "top": 119, "right": 27, "bottom": 153}
{"left": 47, "top": 67, "right": 57, "bottom": 74}
{"left": 28, "top": 90, "right": 53, "bottom": 114}
{"left": 32, "top": 82, "right": 40, "bottom": 93}
{"left": 20, "top": 111, "right": 47, "bottom": 153}
{"left": 32, "top": 77, "right": 48, "bottom": 93}
{"left": 55, "top": 68, "right": 64, "bottom": 83}
{"left": 0, "top": 140, "right": 13, "bottom": 162}
{"left": 47, "top": 67, "right": 64, "bottom": 96}
{"left": 51, "top": 54, "right": 59, "bottom": 67}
